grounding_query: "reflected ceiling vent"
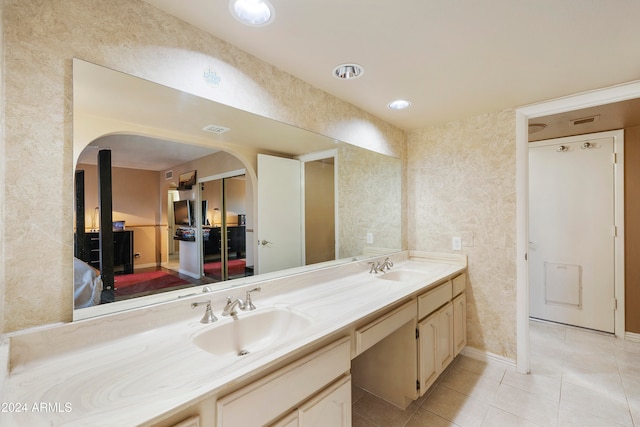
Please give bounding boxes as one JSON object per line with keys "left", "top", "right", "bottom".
{"left": 528, "top": 123, "right": 547, "bottom": 134}
{"left": 570, "top": 115, "right": 599, "bottom": 126}
{"left": 202, "top": 124, "right": 230, "bottom": 134}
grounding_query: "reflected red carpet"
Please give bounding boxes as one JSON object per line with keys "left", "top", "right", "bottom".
{"left": 203, "top": 259, "right": 246, "bottom": 277}
{"left": 115, "top": 270, "right": 190, "bottom": 296}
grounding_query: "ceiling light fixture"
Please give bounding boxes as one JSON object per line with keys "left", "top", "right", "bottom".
{"left": 229, "top": 0, "right": 275, "bottom": 26}
{"left": 388, "top": 99, "right": 411, "bottom": 110}
{"left": 333, "top": 63, "right": 364, "bottom": 80}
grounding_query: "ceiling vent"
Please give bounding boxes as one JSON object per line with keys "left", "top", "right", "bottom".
{"left": 202, "top": 124, "right": 230, "bottom": 134}
{"left": 570, "top": 115, "right": 599, "bottom": 126}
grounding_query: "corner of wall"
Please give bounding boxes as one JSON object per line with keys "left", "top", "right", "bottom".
{"left": 0, "top": 0, "right": 6, "bottom": 335}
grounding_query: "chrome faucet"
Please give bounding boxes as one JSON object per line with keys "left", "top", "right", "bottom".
{"left": 369, "top": 257, "right": 394, "bottom": 274}
{"left": 222, "top": 297, "right": 243, "bottom": 316}
{"left": 222, "top": 287, "right": 261, "bottom": 316}
{"left": 191, "top": 300, "right": 217, "bottom": 323}
{"left": 379, "top": 257, "right": 394, "bottom": 272}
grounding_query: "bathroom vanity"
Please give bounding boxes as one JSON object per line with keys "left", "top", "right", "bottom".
{"left": 0, "top": 251, "right": 466, "bottom": 427}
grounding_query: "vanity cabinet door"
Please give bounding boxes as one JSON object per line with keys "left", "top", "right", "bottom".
{"left": 417, "top": 312, "right": 438, "bottom": 395}
{"left": 437, "top": 302, "right": 454, "bottom": 372}
{"left": 298, "top": 375, "right": 351, "bottom": 427}
{"left": 271, "top": 411, "right": 299, "bottom": 427}
{"left": 270, "top": 376, "right": 351, "bottom": 427}
{"left": 417, "top": 302, "right": 454, "bottom": 395}
{"left": 453, "top": 293, "right": 467, "bottom": 356}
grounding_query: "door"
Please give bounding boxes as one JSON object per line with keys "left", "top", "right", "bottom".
{"left": 529, "top": 135, "right": 616, "bottom": 333}
{"left": 257, "top": 154, "right": 302, "bottom": 274}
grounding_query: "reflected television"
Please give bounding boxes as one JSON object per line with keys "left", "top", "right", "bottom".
{"left": 173, "top": 200, "right": 193, "bottom": 226}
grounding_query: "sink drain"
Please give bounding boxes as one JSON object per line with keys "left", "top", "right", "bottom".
{"left": 237, "top": 350, "right": 250, "bottom": 356}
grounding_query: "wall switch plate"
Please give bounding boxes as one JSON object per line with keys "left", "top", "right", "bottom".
{"left": 452, "top": 236, "right": 462, "bottom": 251}
{"left": 366, "top": 232, "right": 374, "bottom": 244}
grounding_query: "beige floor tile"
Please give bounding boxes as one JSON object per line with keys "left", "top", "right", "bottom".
{"left": 352, "top": 391, "right": 418, "bottom": 427}
{"left": 481, "top": 406, "right": 541, "bottom": 427}
{"left": 562, "top": 371, "right": 626, "bottom": 404}
{"left": 492, "top": 383, "right": 558, "bottom": 427}
{"left": 352, "top": 411, "right": 377, "bottom": 427}
{"left": 439, "top": 366, "right": 502, "bottom": 403}
{"left": 422, "top": 384, "right": 489, "bottom": 427}
{"left": 453, "top": 355, "right": 507, "bottom": 383}
{"left": 560, "top": 380, "right": 633, "bottom": 427}
{"left": 501, "top": 368, "right": 561, "bottom": 402}
{"left": 562, "top": 349, "right": 618, "bottom": 375}
{"left": 558, "top": 404, "right": 629, "bottom": 427}
{"left": 405, "top": 408, "right": 459, "bottom": 427}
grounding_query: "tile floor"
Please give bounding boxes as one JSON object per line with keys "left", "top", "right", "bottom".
{"left": 352, "top": 320, "right": 640, "bottom": 426}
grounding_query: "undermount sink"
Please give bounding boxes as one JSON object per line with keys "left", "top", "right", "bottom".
{"left": 375, "top": 270, "right": 431, "bottom": 283}
{"left": 192, "top": 307, "right": 313, "bottom": 357}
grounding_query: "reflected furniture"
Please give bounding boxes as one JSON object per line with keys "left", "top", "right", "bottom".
{"left": 76, "top": 230, "right": 134, "bottom": 275}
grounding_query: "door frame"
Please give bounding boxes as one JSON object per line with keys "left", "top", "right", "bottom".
{"left": 297, "top": 149, "right": 339, "bottom": 263}
{"left": 516, "top": 82, "right": 640, "bottom": 374}
{"left": 528, "top": 130, "right": 623, "bottom": 333}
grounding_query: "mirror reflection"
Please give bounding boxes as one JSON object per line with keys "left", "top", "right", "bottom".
{"left": 73, "top": 59, "right": 402, "bottom": 316}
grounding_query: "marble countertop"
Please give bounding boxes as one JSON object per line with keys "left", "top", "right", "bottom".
{"left": 0, "top": 252, "right": 466, "bottom": 426}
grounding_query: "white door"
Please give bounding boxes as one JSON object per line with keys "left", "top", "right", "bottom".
{"left": 257, "top": 154, "right": 302, "bottom": 274}
{"left": 529, "top": 135, "right": 616, "bottom": 333}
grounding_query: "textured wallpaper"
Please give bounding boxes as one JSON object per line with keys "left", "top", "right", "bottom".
{"left": 406, "top": 109, "right": 517, "bottom": 359}
{"left": 1, "top": 0, "right": 404, "bottom": 332}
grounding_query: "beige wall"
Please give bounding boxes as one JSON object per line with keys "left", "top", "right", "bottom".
{"left": 407, "top": 109, "right": 517, "bottom": 359}
{"left": 77, "top": 163, "right": 161, "bottom": 268}
{"left": 625, "top": 126, "right": 640, "bottom": 333}
{"left": 1, "top": 0, "right": 404, "bottom": 333}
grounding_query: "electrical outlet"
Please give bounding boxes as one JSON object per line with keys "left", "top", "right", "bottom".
{"left": 452, "top": 236, "right": 462, "bottom": 251}
{"left": 366, "top": 232, "right": 374, "bottom": 244}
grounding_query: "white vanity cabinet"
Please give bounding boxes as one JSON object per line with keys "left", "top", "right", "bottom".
{"left": 453, "top": 293, "right": 467, "bottom": 356}
{"left": 216, "top": 337, "right": 351, "bottom": 427}
{"left": 417, "top": 302, "right": 453, "bottom": 394}
{"left": 416, "top": 272, "right": 466, "bottom": 396}
{"left": 271, "top": 375, "right": 351, "bottom": 427}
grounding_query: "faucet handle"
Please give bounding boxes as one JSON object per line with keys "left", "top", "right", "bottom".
{"left": 369, "top": 261, "right": 378, "bottom": 274}
{"left": 243, "top": 287, "right": 261, "bottom": 311}
{"left": 191, "top": 300, "right": 217, "bottom": 324}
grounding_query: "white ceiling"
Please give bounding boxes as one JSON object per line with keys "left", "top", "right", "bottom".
{"left": 141, "top": 0, "right": 640, "bottom": 131}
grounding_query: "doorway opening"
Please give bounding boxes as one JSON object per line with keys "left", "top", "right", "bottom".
{"left": 516, "top": 80, "right": 640, "bottom": 373}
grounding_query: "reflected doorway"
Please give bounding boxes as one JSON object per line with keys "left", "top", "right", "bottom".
{"left": 303, "top": 157, "right": 336, "bottom": 264}
{"left": 201, "top": 174, "right": 251, "bottom": 282}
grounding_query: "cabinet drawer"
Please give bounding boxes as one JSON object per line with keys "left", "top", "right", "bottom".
{"left": 217, "top": 337, "right": 350, "bottom": 427}
{"left": 418, "top": 281, "right": 452, "bottom": 320}
{"left": 355, "top": 300, "right": 417, "bottom": 356}
{"left": 452, "top": 274, "right": 466, "bottom": 297}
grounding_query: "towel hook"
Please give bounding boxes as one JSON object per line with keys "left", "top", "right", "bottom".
{"left": 581, "top": 142, "right": 594, "bottom": 149}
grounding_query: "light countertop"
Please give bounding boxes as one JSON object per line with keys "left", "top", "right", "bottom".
{"left": 0, "top": 252, "right": 466, "bottom": 426}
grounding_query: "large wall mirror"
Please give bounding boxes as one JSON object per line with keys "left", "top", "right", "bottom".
{"left": 73, "top": 59, "right": 402, "bottom": 319}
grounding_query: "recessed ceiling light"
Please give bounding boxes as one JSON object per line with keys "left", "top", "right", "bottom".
{"left": 229, "top": 0, "right": 275, "bottom": 26}
{"left": 388, "top": 99, "right": 411, "bottom": 110}
{"left": 333, "top": 63, "right": 364, "bottom": 80}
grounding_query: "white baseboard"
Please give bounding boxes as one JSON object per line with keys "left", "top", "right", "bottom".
{"left": 460, "top": 346, "right": 516, "bottom": 369}
{"left": 625, "top": 332, "right": 640, "bottom": 343}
